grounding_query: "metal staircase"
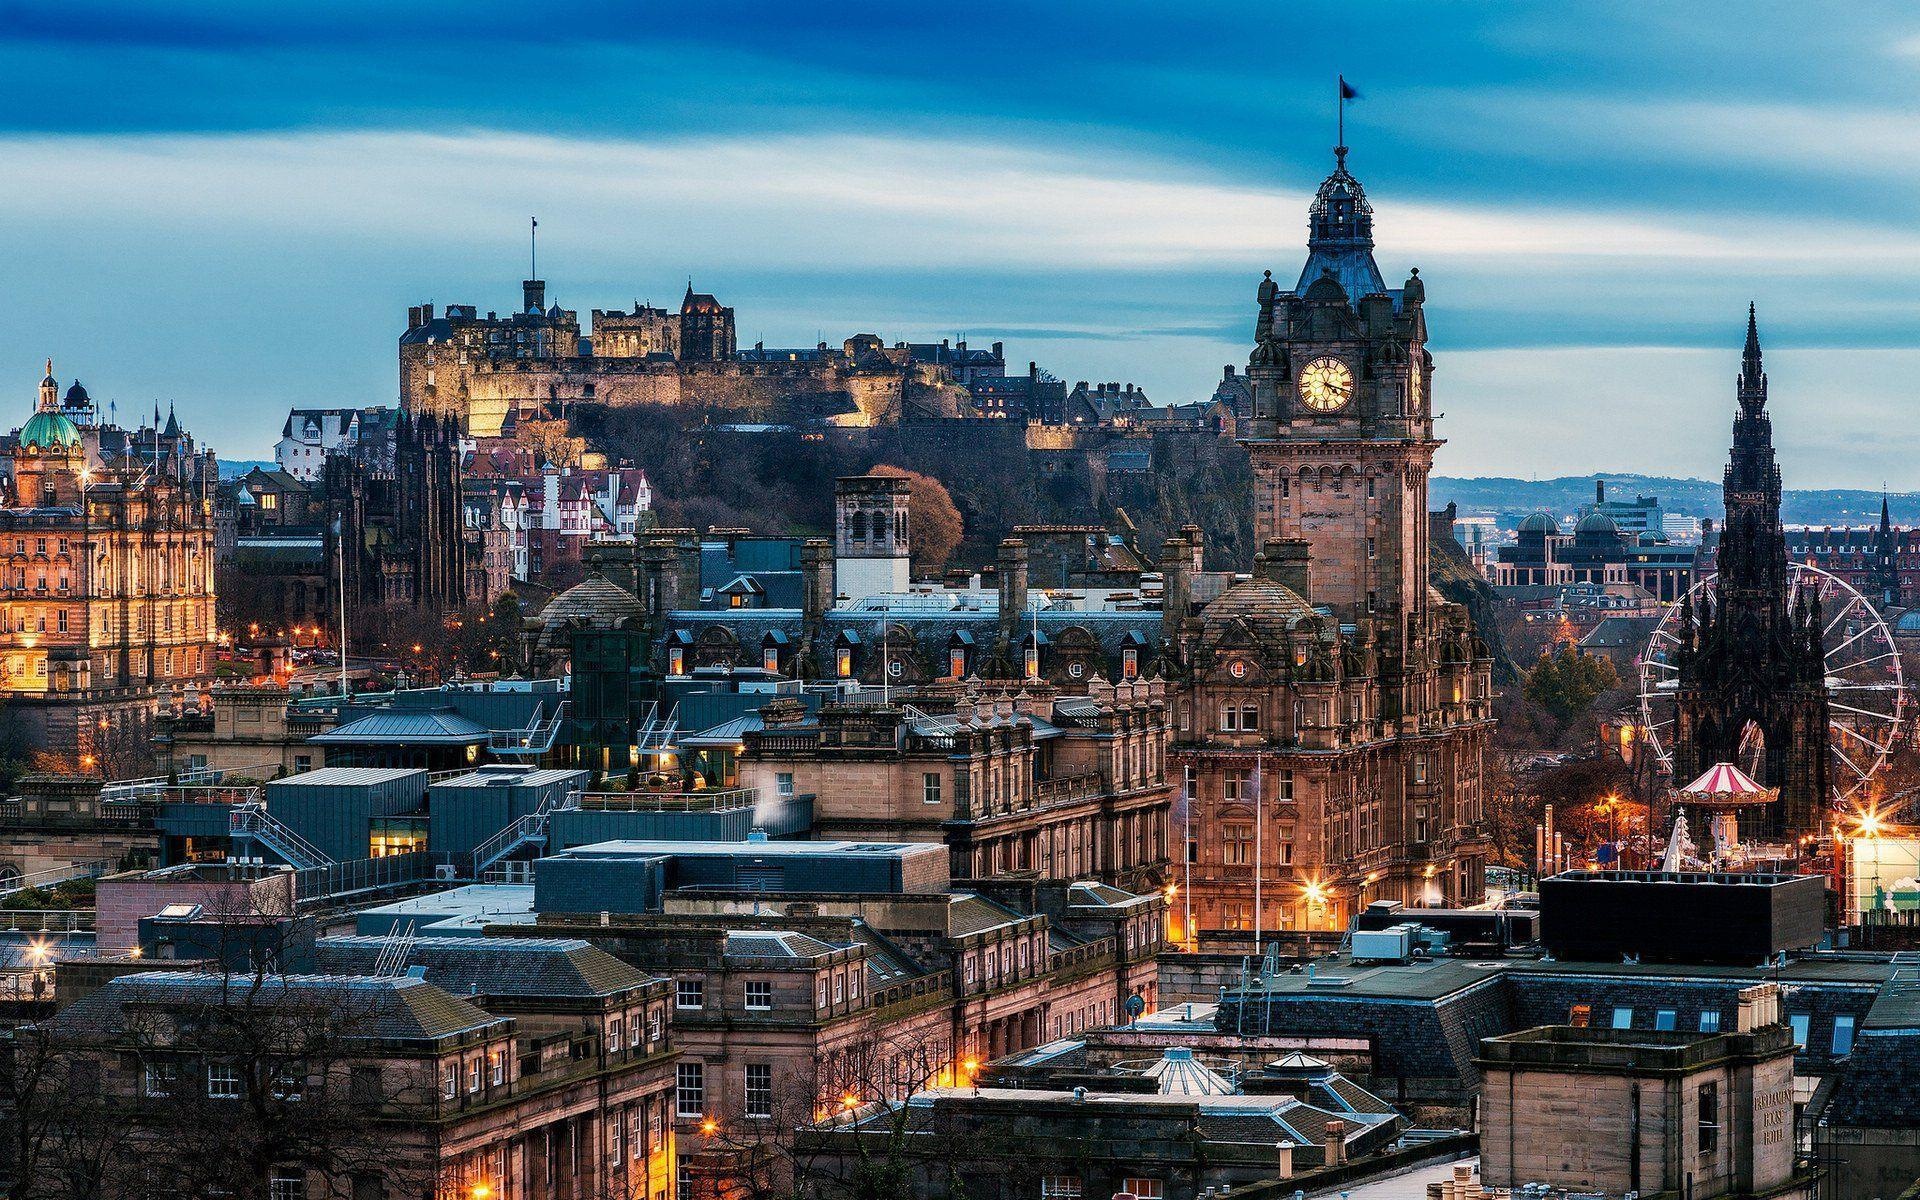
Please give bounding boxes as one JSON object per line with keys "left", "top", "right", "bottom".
{"left": 633, "top": 701, "right": 679, "bottom": 754}
{"left": 229, "top": 801, "right": 335, "bottom": 870}
{"left": 469, "top": 788, "right": 578, "bottom": 879}
{"left": 487, "top": 701, "right": 569, "bottom": 756}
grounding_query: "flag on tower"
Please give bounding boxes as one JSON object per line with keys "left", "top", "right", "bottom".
{"left": 1339, "top": 76, "right": 1360, "bottom": 100}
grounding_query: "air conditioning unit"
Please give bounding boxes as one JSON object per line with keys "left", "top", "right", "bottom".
{"left": 434, "top": 864, "right": 457, "bottom": 882}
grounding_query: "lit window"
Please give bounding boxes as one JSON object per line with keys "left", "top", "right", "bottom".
{"left": 1120, "top": 1179, "right": 1163, "bottom": 1199}
{"left": 489, "top": 1049, "right": 505, "bottom": 1086}
{"left": 1121, "top": 648, "right": 1138, "bottom": 679}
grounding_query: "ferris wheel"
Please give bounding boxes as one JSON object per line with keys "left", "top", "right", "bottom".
{"left": 1637, "top": 563, "right": 1906, "bottom": 803}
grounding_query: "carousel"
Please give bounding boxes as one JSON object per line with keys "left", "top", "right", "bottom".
{"left": 1661, "top": 761, "right": 1782, "bottom": 870}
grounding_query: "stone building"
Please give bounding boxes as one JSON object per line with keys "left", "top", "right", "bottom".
{"left": 1478, "top": 984, "right": 1809, "bottom": 1200}
{"left": 516, "top": 841, "right": 1162, "bottom": 1200}
{"left": 1673, "top": 309, "right": 1831, "bottom": 837}
{"left": 31, "top": 935, "right": 680, "bottom": 1200}
{"left": 0, "top": 366, "right": 219, "bottom": 761}
{"left": 1171, "top": 144, "right": 1495, "bottom": 934}
{"left": 399, "top": 279, "right": 978, "bottom": 437}
{"left": 321, "top": 409, "right": 466, "bottom": 613}
{"left": 739, "top": 684, "right": 1172, "bottom": 893}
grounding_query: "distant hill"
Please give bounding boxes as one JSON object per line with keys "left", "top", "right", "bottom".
{"left": 1434, "top": 475, "right": 1920, "bottom": 528}
{"left": 219, "top": 458, "right": 276, "bottom": 480}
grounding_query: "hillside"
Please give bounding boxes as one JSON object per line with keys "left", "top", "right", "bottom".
{"left": 1434, "top": 474, "right": 1920, "bottom": 527}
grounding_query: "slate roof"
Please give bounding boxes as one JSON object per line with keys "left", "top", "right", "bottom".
{"left": 315, "top": 935, "right": 654, "bottom": 999}
{"left": 725, "top": 930, "right": 839, "bottom": 960}
{"left": 45, "top": 971, "right": 504, "bottom": 1045}
{"left": 947, "top": 893, "right": 1027, "bottom": 937}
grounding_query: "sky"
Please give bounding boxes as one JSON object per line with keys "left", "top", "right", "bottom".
{"left": 4, "top": 1, "right": 1920, "bottom": 484}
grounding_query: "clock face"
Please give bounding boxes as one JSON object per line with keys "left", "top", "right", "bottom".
{"left": 1299, "top": 357, "right": 1354, "bottom": 412}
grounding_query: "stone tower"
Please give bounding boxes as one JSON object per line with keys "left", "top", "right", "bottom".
{"left": 833, "top": 475, "right": 911, "bottom": 602}
{"left": 1674, "top": 307, "right": 1831, "bottom": 836}
{"left": 1239, "top": 147, "right": 1435, "bottom": 710}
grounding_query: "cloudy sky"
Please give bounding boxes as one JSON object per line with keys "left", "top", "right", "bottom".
{"left": 4, "top": 1, "right": 1919, "bottom": 483}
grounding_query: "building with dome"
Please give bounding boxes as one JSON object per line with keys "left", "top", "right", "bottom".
{"left": 0, "top": 365, "right": 218, "bottom": 765}
{"left": 1171, "top": 142, "right": 1496, "bottom": 935}
{"left": 1491, "top": 482, "right": 1697, "bottom": 601}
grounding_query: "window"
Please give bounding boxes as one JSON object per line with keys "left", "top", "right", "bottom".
{"left": 270, "top": 1169, "right": 304, "bottom": 1200}
{"left": 1223, "top": 822, "right": 1253, "bottom": 866}
{"left": 762, "top": 646, "right": 779, "bottom": 671}
{"left": 489, "top": 1049, "right": 505, "bottom": 1086}
{"left": 272, "top": 1066, "right": 305, "bottom": 1102}
{"left": 1121, "top": 1179, "right": 1163, "bottom": 1199}
{"left": 441, "top": 1063, "right": 457, "bottom": 1100}
{"left": 745, "top": 1063, "right": 773, "bottom": 1119}
{"left": 676, "top": 1063, "right": 705, "bottom": 1117}
{"left": 1041, "top": 1178, "right": 1083, "bottom": 1199}
{"left": 1697, "top": 1081, "right": 1720, "bottom": 1154}
{"left": 1698, "top": 1010, "right": 1722, "bottom": 1033}
{"left": 677, "top": 980, "right": 705, "bottom": 1009}
{"left": 1223, "top": 769, "right": 1248, "bottom": 802}
{"left": 467, "top": 1059, "right": 482, "bottom": 1094}
{"left": 610, "top": 1108, "right": 623, "bottom": 1157}
{"left": 1611, "top": 1007, "right": 1633, "bottom": 1030}
{"left": 208, "top": 1063, "right": 242, "bottom": 1100}
{"left": 1275, "top": 769, "right": 1294, "bottom": 801}
{"left": 923, "top": 772, "right": 942, "bottom": 805}
{"left": 145, "top": 1061, "right": 178, "bottom": 1097}
{"left": 1122, "top": 648, "right": 1138, "bottom": 679}
{"left": 349, "top": 1066, "right": 380, "bottom": 1104}
{"left": 1789, "top": 1012, "right": 1810, "bottom": 1048}
{"left": 678, "top": 1156, "right": 694, "bottom": 1200}
{"left": 950, "top": 647, "right": 967, "bottom": 677}
{"left": 1239, "top": 704, "right": 1259, "bottom": 731}
{"left": 836, "top": 647, "right": 852, "bottom": 677}
{"left": 609, "top": 1018, "right": 624, "bottom": 1050}
{"left": 1833, "top": 1014, "right": 1857, "bottom": 1056}
{"left": 745, "top": 980, "right": 773, "bottom": 1011}
{"left": 1655, "top": 1009, "right": 1677, "bottom": 1032}
{"left": 647, "top": 1010, "right": 662, "bottom": 1044}
{"left": 631, "top": 1109, "right": 645, "bottom": 1160}
{"left": 1412, "top": 754, "right": 1430, "bottom": 784}
{"left": 833, "top": 974, "right": 845, "bottom": 1003}
{"left": 776, "top": 772, "right": 795, "bottom": 798}
{"left": 1220, "top": 705, "right": 1240, "bottom": 733}
{"left": 670, "top": 647, "right": 687, "bottom": 676}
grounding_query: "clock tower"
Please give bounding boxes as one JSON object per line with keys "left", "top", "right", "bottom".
{"left": 1242, "top": 148, "right": 1433, "bottom": 629}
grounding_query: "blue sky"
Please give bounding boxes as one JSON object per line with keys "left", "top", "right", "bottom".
{"left": 5, "top": 1, "right": 1920, "bottom": 484}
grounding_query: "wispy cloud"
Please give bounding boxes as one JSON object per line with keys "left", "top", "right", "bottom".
{"left": 3, "top": 129, "right": 1915, "bottom": 273}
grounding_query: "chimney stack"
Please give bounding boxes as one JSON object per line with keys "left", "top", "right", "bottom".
{"left": 1265, "top": 538, "right": 1312, "bottom": 601}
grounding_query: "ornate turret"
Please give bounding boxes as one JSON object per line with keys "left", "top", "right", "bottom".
{"left": 1295, "top": 149, "right": 1387, "bottom": 302}
{"left": 38, "top": 360, "right": 56, "bottom": 413}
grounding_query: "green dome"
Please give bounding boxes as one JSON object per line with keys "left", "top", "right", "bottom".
{"left": 19, "top": 410, "right": 81, "bottom": 453}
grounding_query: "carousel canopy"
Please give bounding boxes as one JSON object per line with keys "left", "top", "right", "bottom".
{"left": 1678, "top": 761, "right": 1776, "bottom": 805}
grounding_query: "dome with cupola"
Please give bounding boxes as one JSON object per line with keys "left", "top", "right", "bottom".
{"left": 19, "top": 409, "right": 82, "bottom": 453}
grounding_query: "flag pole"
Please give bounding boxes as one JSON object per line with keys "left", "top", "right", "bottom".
{"left": 1338, "top": 74, "right": 1344, "bottom": 150}
{"left": 1253, "top": 755, "right": 1264, "bottom": 952}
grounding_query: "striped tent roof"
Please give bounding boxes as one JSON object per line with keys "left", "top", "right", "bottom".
{"left": 1679, "top": 761, "right": 1769, "bottom": 796}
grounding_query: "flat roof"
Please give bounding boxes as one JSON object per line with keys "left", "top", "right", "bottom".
{"left": 432, "top": 768, "right": 586, "bottom": 790}
{"left": 553, "top": 839, "right": 934, "bottom": 859}
{"left": 1231, "top": 954, "right": 1895, "bottom": 1003}
{"left": 271, "top": 767, "right": 427, "bottom": 787}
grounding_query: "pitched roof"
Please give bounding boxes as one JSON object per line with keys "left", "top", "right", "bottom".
{"left": 315, "top": 936, "right": 654, "bottom": 999}
{"left": 46, "top": 971, "right": 504, "bottom": 1045}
